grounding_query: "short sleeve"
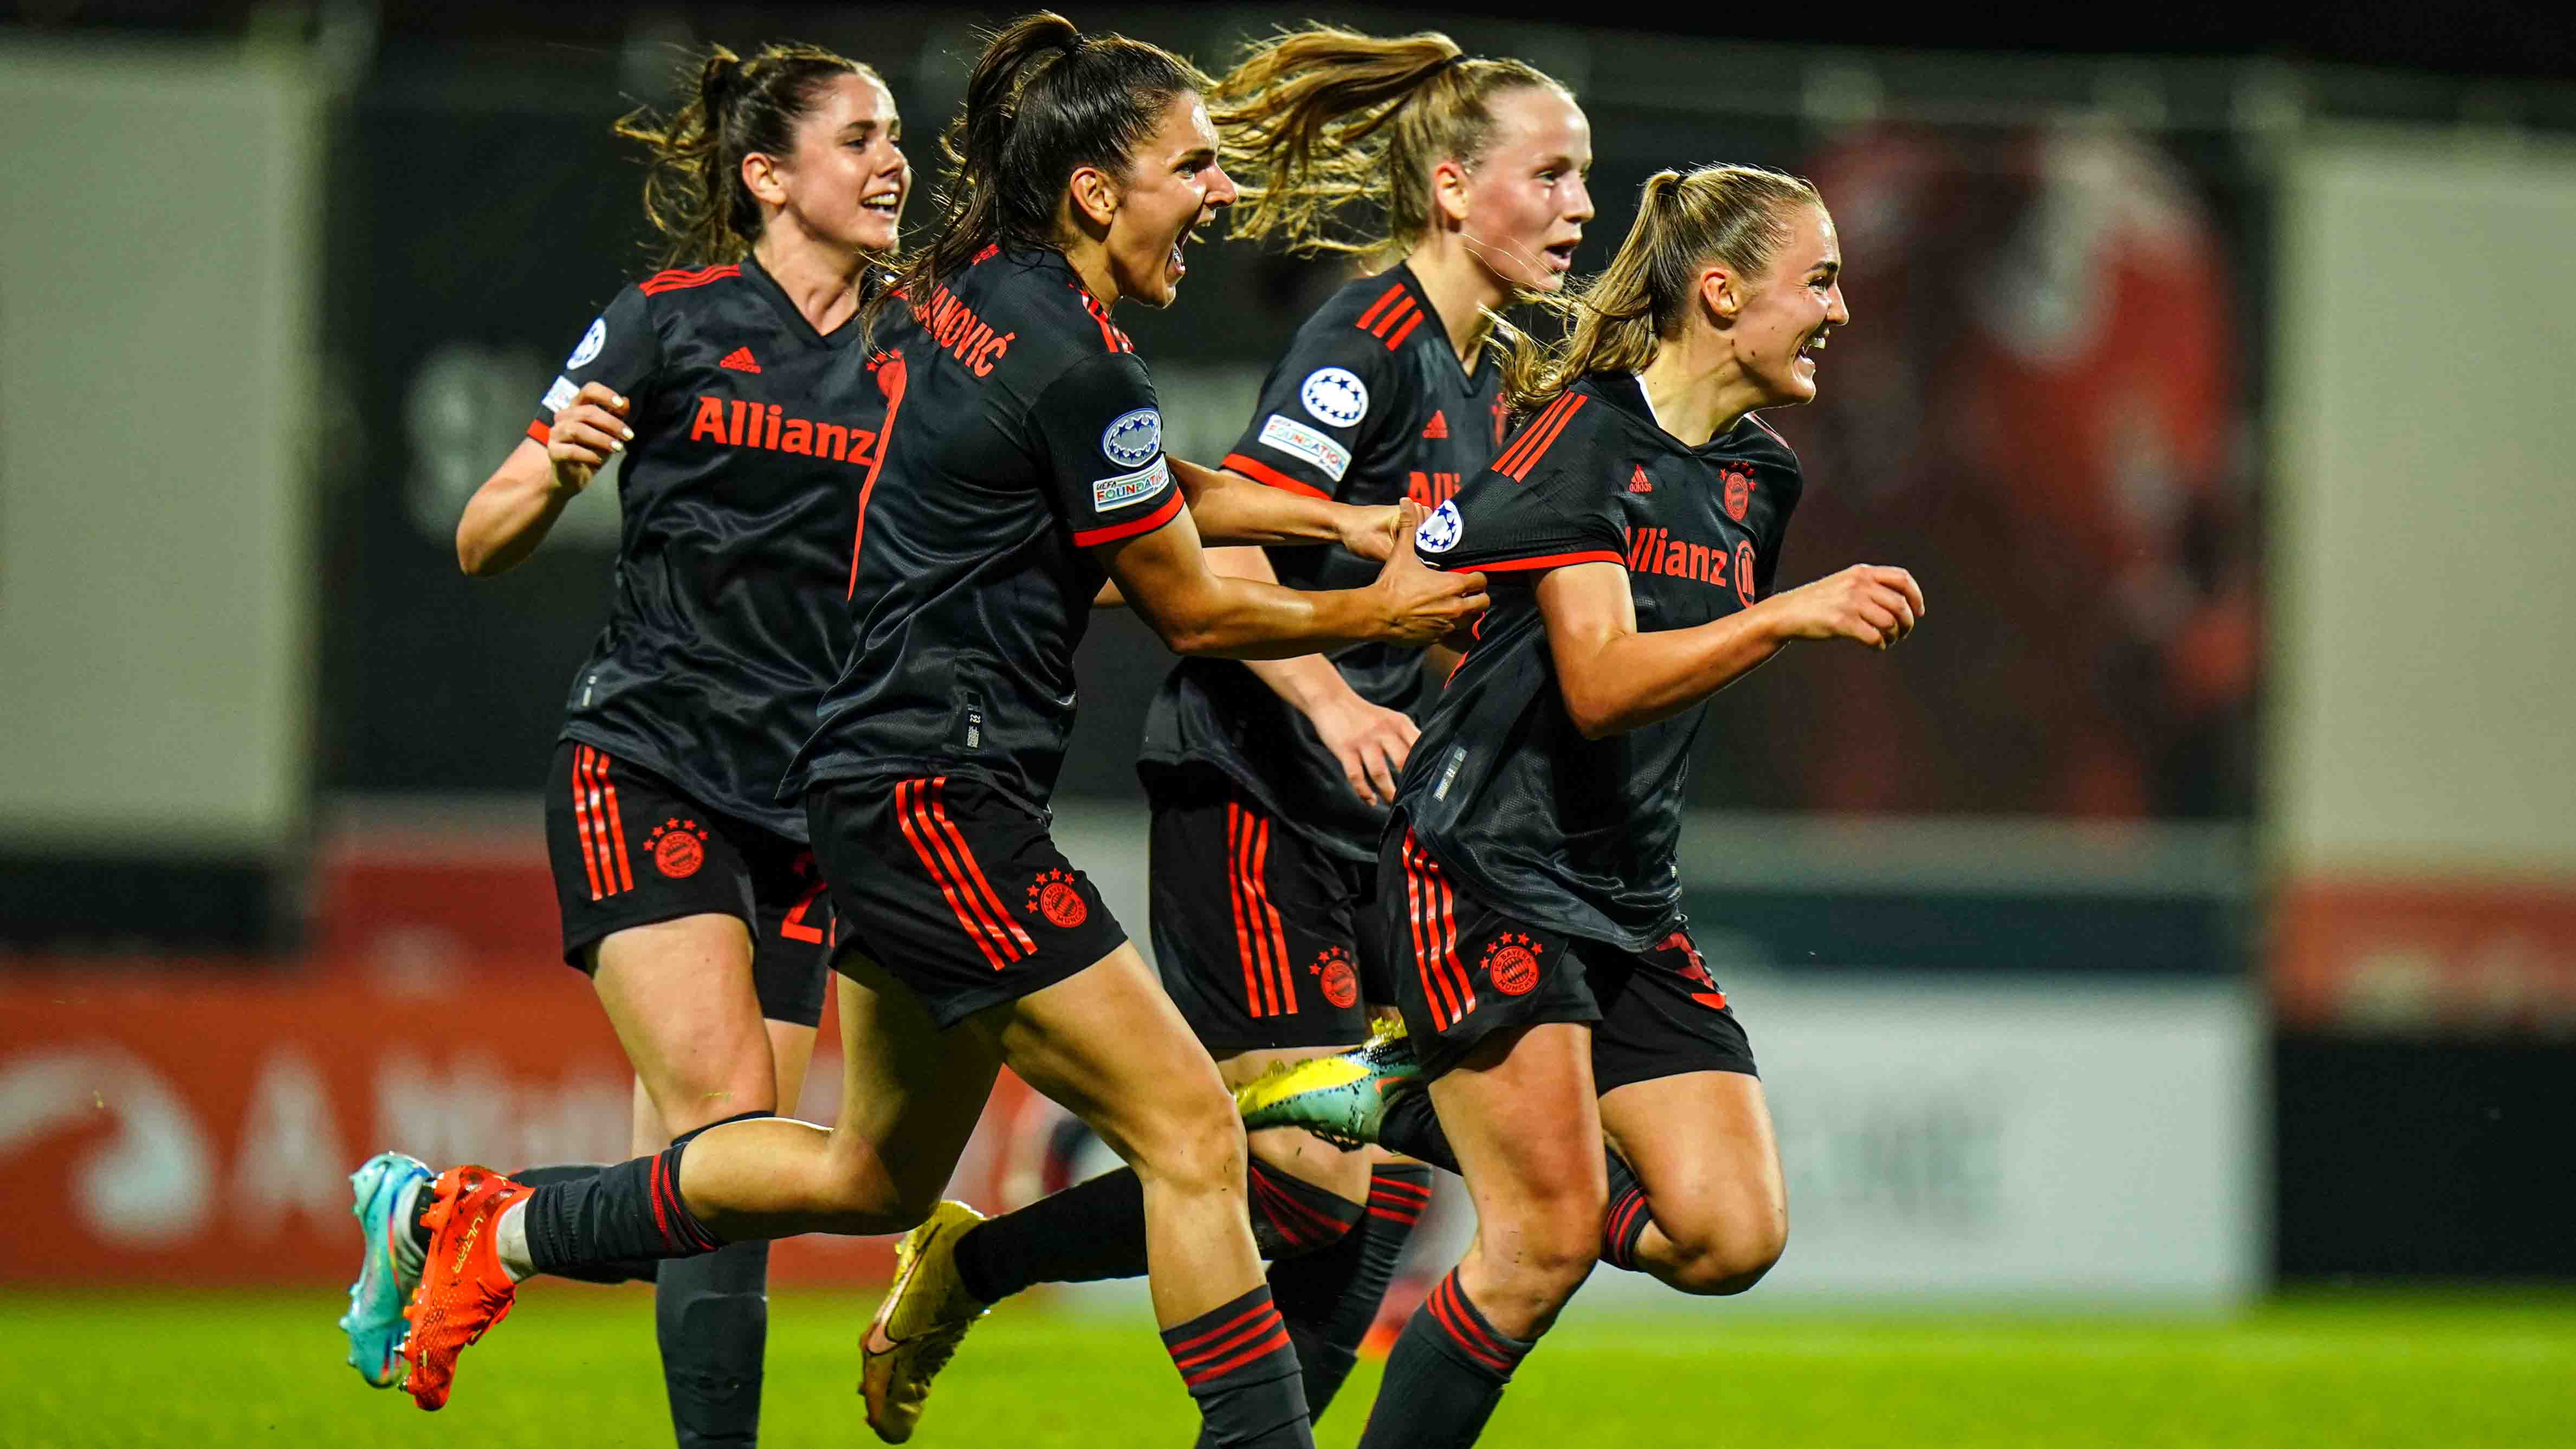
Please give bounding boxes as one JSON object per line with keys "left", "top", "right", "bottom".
{"left": 529, "top": 286, "right": 662, "bottom": 441}
{"left": 1412, "top": 392, "right": 1626, "bottom": 578}
{"left": 1219, "top": 324, "right": 1393, "bottom": 501}
{"left": 1032, "top": 352, "right": 1183, "bottom": 548}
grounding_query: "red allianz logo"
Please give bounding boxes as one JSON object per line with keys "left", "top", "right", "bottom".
{"left": 1407, "top": 470, "right": 1464, "bottom": 508}
{"left": 689, "top": 396, "right": 879, "bottom": 466}
{"left": 1625, "top": 525, "right": 1758, "bottom": 606}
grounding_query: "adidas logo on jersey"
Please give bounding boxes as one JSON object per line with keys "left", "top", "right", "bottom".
{"left": 1629, "top": 465, "right": 1654, "bottom": 494}
{"left": 1421, "top": 410, "right": 1449, "bottom": 441}
{"left": 720, "top": 346, "right": 761, "bottom": 373}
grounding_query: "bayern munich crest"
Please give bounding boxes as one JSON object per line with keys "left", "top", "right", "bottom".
{"left": 1309, "top": 947, "right": 1360, "bottom": 1009}
{"left": 1027, "top": 868, "right": 1088, "bottom": 928}
{"left": 1481, "top": 933, "right": 1542, "bottom": 996}
{"left": 648, "top": 818, "right": 708, "bottom": 879}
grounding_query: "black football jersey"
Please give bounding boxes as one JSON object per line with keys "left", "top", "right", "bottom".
{"left": 786, "top": 247, "right": 1182, "bottom": 810}
{"left": 536, "top": 255, "right": 889, "bottom": 839}
{"left": 1395, "top": 372, "right": 1804, "bottom": 948}
{"left": 1138, "top": 264, "right": 1506, "bottom": 860}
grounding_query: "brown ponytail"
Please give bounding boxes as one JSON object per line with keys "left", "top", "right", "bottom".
{"left": 1210, "top": 26, "right": 1566, "bottom": 258}
{"left": 1499, "top": 164, "right": 1822, "bottom": 409}
{"left": 873, "top": 12, "right": 1210, "bottom": 331}
{"left": 614, "top": 42, "right": 876, "bottom": 270}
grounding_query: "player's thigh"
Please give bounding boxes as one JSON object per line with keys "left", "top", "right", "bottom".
{"left": 1429, "top": 1021, "right": 1608, "bottom": 1241}
{"left": 985, "top": 941, "right": 1240, "bottom": 1185}
{"left": 1145, "top": 768, "right": 1372, "bottom": 1056}
{"left": 824, "top": 952, "right": 1000, "bottom": 1218}
{"left": 588, "top": 913, "right": 777, "bottom": 1133}
{"left": 1590, "top": 929, "right": 1784, "bottom": 1281}
{"left": 1598, "top": 1070, "right": 1786, "bottom": 1272}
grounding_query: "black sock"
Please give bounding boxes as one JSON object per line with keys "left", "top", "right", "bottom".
{"left": 521, "top": 1142, "right": 724, "bottom": 1276}
{"left": 1600, "top": 1149, "right": 1653, "bottom": 1272}
{"left": 1245, "top": 1159, "right": 1364, "bottom": 1260}
{"left": 1162, "top": 1285, "right": 1313, "bottom": 1448}
{"left": 1355, "top": 1270, "right": 1535, "bottom": 1449}
{"left": 656, "top": 1239, "right": 768, "bottom": 1448}
{"left": 482, "top": 1165, "right": 658, "bottom": 1284}
{"left": 953, "top": 1166, "right": 1150, "bottom": 1303}
{"left": 1376, "top": 1093, "right": 1460, "bottom": 1175}
{"left": 1244, "top": 1163, "right": 1429, "bottom": 1431}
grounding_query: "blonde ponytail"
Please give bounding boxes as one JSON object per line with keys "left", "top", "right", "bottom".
{"left": 1211, "top": 26, "right": 1567, "bottom": 259}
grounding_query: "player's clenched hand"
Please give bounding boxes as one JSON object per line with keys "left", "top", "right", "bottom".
{"left": 1769, "top": 564, "right": 1925, "bottom": 649}
{"left": 1311, "top": 696, "right": 1420, "bottom": 805}
{"left": 1336, "top": 503, "right": 1404, "bottom": 562}
{"left": 1368, "top": 500, "right": 1489, "bottom": 644}
{"left": 546, "top": 382, "right": 633, "bottom": 493}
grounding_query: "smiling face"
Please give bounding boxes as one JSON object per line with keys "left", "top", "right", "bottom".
{"left": 1098, "top": 90, "right": 1238, "bottom": 308}
{"left": 1725, "top": 203, "right": 1847, "bottom": 406}
{"left": 749, "top": 70, "right": 910, "bottom": 256}
{"left": 1453, "top": 86, "right": 1594, "bottom": 293}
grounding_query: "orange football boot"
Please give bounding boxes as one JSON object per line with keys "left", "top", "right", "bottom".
{"left": 400, "top": 1165, "right": 533, "bottom": 1411}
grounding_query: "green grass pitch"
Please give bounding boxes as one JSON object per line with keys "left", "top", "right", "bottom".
{"left": 5, "top": 1288, "right": 2571, "bottom": 1447}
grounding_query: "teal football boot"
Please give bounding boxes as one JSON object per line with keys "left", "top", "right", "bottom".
{"left": 1234, "top": 1018, "right": 1423, "bottom": 1150}
{"left": 339, "top": 1149, "right": 432, "bottom": 1387}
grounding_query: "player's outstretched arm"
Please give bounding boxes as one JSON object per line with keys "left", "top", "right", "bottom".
{"left": 1205, "top": 542, "right": 1422, "bottom": 805}
{"left": 1540, "top": 560, "right": 1924, "bottom": 739}
{"left": 456, "top": 383, "right": 631, "bottom": 575}
{"left": 1170, "top": 457, "right": 1401, "bottom": 559}
{"left": 1102, "top": 500, "right": 1487, "bottom": 662}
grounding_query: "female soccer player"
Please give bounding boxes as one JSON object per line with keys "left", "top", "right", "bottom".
{"left": 1268, "top": 165, "right": 1923, "bottom": 1447}
{"left": 863, "top": 26, "right": 1594, "bottom": 1437}
{"left": 392, "top": 17, "right": 1486, "bottom": 1449}
{"left": 335, "top": 42, "right": 910, "bottom": 1448}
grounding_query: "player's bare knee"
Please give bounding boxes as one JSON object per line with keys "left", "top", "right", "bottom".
{"left": 1663, "top": 1215, "right": 1788, "bottom": 1296}
{"left": 1131, "top": 1085, "right": 1248, "bottom": 1200}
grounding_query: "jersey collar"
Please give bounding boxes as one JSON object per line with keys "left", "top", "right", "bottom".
{"left": 1598, "top": 370, "right": 1765, "bottom": 458}
{"left": 1380, "top": 262, "right": 1497, "bottom": 398}
{"left": 737, "top": 251, "right": 862, "bottom": 351}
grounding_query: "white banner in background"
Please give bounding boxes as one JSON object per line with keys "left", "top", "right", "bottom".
{"left": 1598, "top": 974, "right": 2264, "bottom": 1304}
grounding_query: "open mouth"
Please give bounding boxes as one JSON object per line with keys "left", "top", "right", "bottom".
{"left": 1796, "top": 328, "right": 1831, "bottom": 365}
{"left": 860, "top": 187, "right": 902, "bottom": 217}
{"left": 1169, "top": 221, "right": 1212, "bottom": 278}
{"left": 1541, "top": 240, "right": 1578, "bottom": 271}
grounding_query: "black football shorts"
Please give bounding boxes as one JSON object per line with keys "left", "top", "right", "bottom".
{"left": 1143, "top": 766, "right": 1384, "bottom": 1056}
{"left": 543, "top": 739, "right": 835, "bottom": 1027}
{"left": 805, "top": 773, "right": 1128, "bottom": 1029}
{"left": 1381, "top": 829, "right": 1757, "bottom": 1092}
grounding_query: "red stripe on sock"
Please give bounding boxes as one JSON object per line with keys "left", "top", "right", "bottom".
{"left": 1180, "top": 1325, "right": 1295, "bottom": 1388}
{"left": 648, "top": 1154, "right": 676, "bottom": 1252}
{"left": 1250, "top": 1163, "right": 1351, "bottom": 1241}
{"left": 1166, "top": 1300, "right": 1278, "bottom": 1360}
{"left": 1423, "top": 1277, "right": 1510, "bottom": 1373}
